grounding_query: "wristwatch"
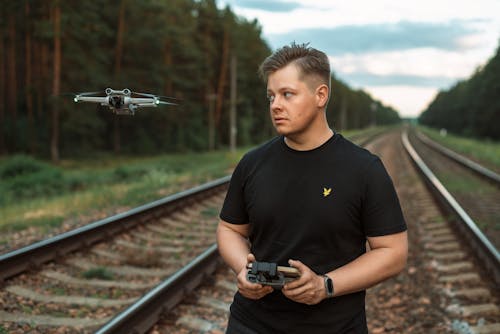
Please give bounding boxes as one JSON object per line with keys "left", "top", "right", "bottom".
{"left": 323, "top": 274, "right": 334, "bottom": 298}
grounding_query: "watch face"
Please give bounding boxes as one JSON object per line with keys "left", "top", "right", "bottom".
{"left": 324, "top": 275, "right": 333, "bottom": 296}
{"left": 326, "top": 277, "right": 333, "bottom": 292}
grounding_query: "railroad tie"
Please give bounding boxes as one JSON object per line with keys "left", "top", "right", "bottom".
{"left": 5, "top": 285, "right": 137, "bottom": 307}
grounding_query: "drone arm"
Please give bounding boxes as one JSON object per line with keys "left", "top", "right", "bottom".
{"left": 128, "top": 97, "right": 155, "bottom": 104}
{"left": 128, "top": 97, "right": 157, "bottom": 108}
{"left": 129, "top": 97, "right": 177, "bottom": 107}
{"left": 74, "top": 96, "right": 108, "bottom": 104}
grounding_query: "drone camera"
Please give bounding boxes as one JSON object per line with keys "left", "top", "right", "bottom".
{"left": 109, "top": 96, "right": 124, "bottom": 109}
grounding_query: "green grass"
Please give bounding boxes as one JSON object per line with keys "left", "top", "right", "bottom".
{"left": 438, "top": 172, "right": 496, "bottom": 195}
{"left": 418, "top": 126, "right": 500, "bottom": 172}
{"left": 0, "top": 149, "right": 244, "bottom": 234}
{"left": 0, "top": 127, "right": 384, "bottom": 238}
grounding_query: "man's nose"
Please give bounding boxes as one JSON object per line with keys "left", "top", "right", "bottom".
{"left": 270, "top": 95, "right": 282, "bottom": 111}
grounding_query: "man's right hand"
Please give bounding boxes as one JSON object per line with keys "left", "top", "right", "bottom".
{"left": 237, "top": 253, "right": 274, "bottom": 299}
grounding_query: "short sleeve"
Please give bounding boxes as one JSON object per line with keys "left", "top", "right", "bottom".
{"left": 361, "top": 158, "right": 407, "bottom": 236}
{"left": 219, "top": 158, "right": 249, "bottom": 225}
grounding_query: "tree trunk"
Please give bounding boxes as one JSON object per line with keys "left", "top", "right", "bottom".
{"left": 203, "top": 16, "right": 214, "bottom": 151}
{"left": 215, "top": 27, "right": 229, "bottom": 127}
{"left": 113, "top": 0, "right": 126, "bottom": 153}
{"left": 25, "top": 1, "right": 35, "bottom": 153}
{"left": 229, "top": 54, "right": 237, "bottom": 152}
{"left": 164, "top": 38, "right": 173, "bottom": 96}
{"left": 37, "top": 42, "right": 50, "bottom": 118}
{"left": 339, "top": 97, "right": 347, "bottom": 131}
{"left": 0, "top": 26, "right": 5, "bottom": 154}
{"left": 207, "top": 92, "right": 216, "bottom": 151}
{"left": 6, "top": 15, "right": 17, "bottom": 119}
{"left": 50, "top": 2, "right": 61, "bottom": 162}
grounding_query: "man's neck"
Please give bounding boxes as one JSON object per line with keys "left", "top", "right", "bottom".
{"left": 284, "top": 126, "right": 334, "bottom": 151}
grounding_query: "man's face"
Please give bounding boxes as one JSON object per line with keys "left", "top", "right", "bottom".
{"left": 266, "top": 63, "right": 321, "bottom": 137}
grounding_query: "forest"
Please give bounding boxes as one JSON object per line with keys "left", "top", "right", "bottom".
{"left": 419, "top": 42, "right": 500, "bottom": 140}
{"left": 0, "top": 0, "right": 401, "bottom": 162}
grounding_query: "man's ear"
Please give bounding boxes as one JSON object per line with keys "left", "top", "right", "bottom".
{"left": 316, "top": 84, "right": 329, "bottom": 108}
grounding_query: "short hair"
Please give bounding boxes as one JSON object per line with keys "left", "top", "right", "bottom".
{"left": 258, "top": 42, "right": 331, "bottom": 92}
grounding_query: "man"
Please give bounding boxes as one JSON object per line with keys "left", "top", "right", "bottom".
{"left": 217, "top": 42, "right": 408, "bottom": 333}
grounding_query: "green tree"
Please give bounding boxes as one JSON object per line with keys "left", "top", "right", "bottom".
{"left": 420, "top": 41, "right": 500, "bottom": 140}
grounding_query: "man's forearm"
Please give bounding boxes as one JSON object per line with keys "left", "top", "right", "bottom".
{"left": 216, "top": 223, "right": 251, "bottom": 274}
{"left": 328, "top": 232, "right": 408, "bottom": 297}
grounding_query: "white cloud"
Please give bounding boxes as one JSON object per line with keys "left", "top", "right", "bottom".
{"left": 330, "top": 48, "right": 487, "bottom": 79}
{"left": 221, "top": 0, "right": 500, "bottom": 117}
{"left": 363, "top": 86, "right": 439, "bottom": 117}
{"left": 227, "top": 0, "right": 500, "bottom": 32}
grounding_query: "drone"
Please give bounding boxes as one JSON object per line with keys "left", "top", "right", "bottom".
{"left": 73, "top": 88, "right": 178, "bottom": 115}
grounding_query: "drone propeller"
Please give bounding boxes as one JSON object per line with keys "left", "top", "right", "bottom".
{"left": 76, "top": 91, "right": 105, "bottom": 97}
{"left": 132, "top": 91, "right": 180, "bottom": 103}
{"left": 156, "top": 100, "right": 178, "bottom": 106}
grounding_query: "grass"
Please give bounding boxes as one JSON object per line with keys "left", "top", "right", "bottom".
{"left": 418, "top": 126, "right": 500, "bottom": 172}
{"left": 0, "top": 127, "right": 387, "bottom": 239}
{"left": 438, "top": 172, "right": 497, "bottom": 195}
{"left": 0, "top": 149, "right": 244, "bottom": 234}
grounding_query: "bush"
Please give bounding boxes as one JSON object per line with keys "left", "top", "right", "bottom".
{"left": 0, "top": 155, "right": 68, "bottom": 203}
{"left": 0, "top": 155, "right": 50, "bottom": 179}
{"left": 113, "top": 165, "right": 148, "bottom": 181}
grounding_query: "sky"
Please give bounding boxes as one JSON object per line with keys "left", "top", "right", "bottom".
{"left": 218, "top": 0, "right": 500, "bottom": 118}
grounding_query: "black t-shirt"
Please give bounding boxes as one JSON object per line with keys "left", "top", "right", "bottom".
{"left": 220, "top": 133, "right": 407, "bottom": 333}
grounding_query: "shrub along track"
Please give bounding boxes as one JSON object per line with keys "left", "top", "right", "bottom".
{"left": 148, "top": 129, "right": 499, "bottom": 334}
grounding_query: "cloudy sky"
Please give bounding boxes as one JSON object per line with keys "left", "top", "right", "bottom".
{"left": 218, "top": 0, "right": 500, "bottom": 117}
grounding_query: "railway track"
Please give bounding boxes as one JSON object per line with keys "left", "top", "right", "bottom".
{"left": 1, "top": 128, "right": 498, "bottom": 333}
{"left": 0, "top": 179, "right": 229, "bottom": 333}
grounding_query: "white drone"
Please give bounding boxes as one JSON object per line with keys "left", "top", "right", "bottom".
{"left": 73, "top": 88, "right": 178, "bottom": 115}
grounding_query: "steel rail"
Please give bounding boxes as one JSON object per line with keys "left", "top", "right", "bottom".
{"left": 415, "top": 130, "right": 500, "bottom": 185}
{"left": 0, "top": 176, "right": 231, "bottom": 282}
{"left": 402, "top": 130, "right": 500, "bottom": 285}
{"left": 95, "top": 244, "right": 220, "bottom": 334}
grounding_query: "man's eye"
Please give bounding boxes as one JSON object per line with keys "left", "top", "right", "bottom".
{"left": 284, "top": 92, "right": 293, "bottom": 98}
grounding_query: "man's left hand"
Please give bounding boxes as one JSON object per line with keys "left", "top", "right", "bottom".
{"left": 282, "top": 259, "right": 326, "bottom": 305}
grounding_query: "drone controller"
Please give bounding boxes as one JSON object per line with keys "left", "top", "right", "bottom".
{"left": 246, "top": 262, "right": 300, "bottom": 289}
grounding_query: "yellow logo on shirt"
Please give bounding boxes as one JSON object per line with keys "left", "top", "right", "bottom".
{"left": 323, "top": 187, "right": 332, "bottom": 197}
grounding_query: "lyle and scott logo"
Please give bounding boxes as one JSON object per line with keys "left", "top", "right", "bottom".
{"left": 322, "top": 187, "right": 332, "bottom": 197}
